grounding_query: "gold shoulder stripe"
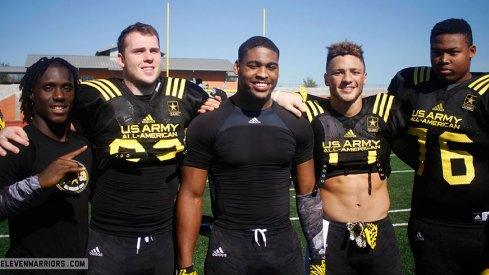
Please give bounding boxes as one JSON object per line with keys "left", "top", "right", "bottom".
{"left": 177, "top": 79, "right": 186, "bottom": 99}
{"left": 98, "top": 79, "right": 122, "bottom": 96}
{"left": 165, "top": 77, "right": 173, "bottom": 96}
{"left": 304, "top": 100, "right": 324, "bottom": 122}
{"left": 413, "top": 67, "right": 431, "bottom": 86}
{"left": 468, "top": 74, "right": 489, "bottom": 95}
{"left": 298, "top": 86, "right": 308, "bottom": 102}
{"left": 372, "top": 93, "right": 394, "bottom": 122}
{"left": 165, "top": 77, "right": 187, "bottom": 99}
{"left": 81, "top": 80, "right": 122, "bottom": 101}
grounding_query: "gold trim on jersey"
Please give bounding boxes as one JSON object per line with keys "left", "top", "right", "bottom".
{"left": 413, "top": 67, "right": 431, "bottom": 86}
{"left": 304, "top": 100, "right": 325, "bottom": 122}
{"left": 468, "top": 74, "right": 489, "bottom": 96}
{"left": 298, "top": 86, "right": 309, "bottom": 102}
{"left": 165, "top": 77, "right": 186, "bottom": 99}
{"left": 372, "top": 93, "right": 394, "bottom": 122}
{"left": 81, "top": 79, "right": 123, "bottom": 101}
{"left": 368, "top": 150, "right": 377, "bottom": 164}
{"left": 329, "top": 152, "right": 339, "bottom": 165}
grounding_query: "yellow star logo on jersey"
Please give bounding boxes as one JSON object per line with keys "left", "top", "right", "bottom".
{"left": 462, "top": 94, "right": 477, "bottom": 111}
{"left": 367, "top": 117, "right": 380, "bottom": 132}
{"left": 168, "top": 101, "right": 181, "bottom": 116}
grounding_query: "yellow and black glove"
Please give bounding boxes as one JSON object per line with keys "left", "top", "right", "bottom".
{"left": 177, "top": 265, "right": 198, "bottom": 275}
{"left": 309, "top": 259, "right": 326, "bottom": 275}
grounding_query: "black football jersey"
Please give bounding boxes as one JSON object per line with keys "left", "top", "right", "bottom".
{"left": 388, "top": 67, "right": 489, "bottom": 222}
{"left": 73, "top": 77, "right": 208, "bottom": 236}
{"left": 75, "top": 77, "right": 207, "bottom": 164}
{"left": 306, "top": 93, "right": 407, "bottom": 184}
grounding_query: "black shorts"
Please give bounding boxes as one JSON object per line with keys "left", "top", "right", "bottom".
{"left": 408, "top": 215, "right": 489, "bottom": 275}
{"left": 324, "top": 216, "right": 401, "bottom": 275}
{"left": 205, "top": 224, "right": 303, "bottom": 275}
{"left": 86, "top": 227, "right": 175, "bottom": 275}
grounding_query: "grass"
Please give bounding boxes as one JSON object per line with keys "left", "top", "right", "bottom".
{"left": 0, "top": 155, "right": 415, "bottom": 274}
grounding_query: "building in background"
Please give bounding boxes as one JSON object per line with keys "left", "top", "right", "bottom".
{"left": 0, "top": 46, "right": 237, "bottom": 126}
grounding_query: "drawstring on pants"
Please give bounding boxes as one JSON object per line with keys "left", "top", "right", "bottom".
{"left": 252, "top": 229, "right": 267, "bottom": 247}
{"left": 136, "top": 236, "right": 154, "bottom": 254}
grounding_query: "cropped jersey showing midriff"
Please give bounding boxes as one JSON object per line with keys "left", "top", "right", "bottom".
{"left": 306, "top": 93, "right": 407, "bottom": 222}
{"left": 74, "top": 77, "right": 207, "bottom": 236}
{"left": 389, "top": 68, "right": 489, "bottom": 222}
{"left": 308, "top": 93, "right": 407, "bottom": 182}
{"left": 183, "top": 99, "right": 313, "bottom": 230}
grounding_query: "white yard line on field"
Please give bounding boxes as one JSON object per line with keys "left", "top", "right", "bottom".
{"left": 391, "top": 170, "right": 414, "bottom": 173}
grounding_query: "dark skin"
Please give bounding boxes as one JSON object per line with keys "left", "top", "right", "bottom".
{"left": 38, "top": 146, "right": 87, "bottom": 189}
{"left": 29, "top": 64, "right": 87, "bottom": 189}
{"left": 176, "top": 46, "right": 316, "bottom": 268}
{"left": 31, "top": 64, "right": 75, "bottom": 141}
{"left": 430, "top": 33, "right": 476, "bottom": 84}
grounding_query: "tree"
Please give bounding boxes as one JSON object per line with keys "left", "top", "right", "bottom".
{"left": 302, "top": 77, "right": 318, "bottom": 88}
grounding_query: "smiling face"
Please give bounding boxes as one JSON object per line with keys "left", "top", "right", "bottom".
{"left": 32, "top": 64, "right": 75, "bottom": 127}
{"left": 430, "top": 33, "right": 476, "bottom": 84}
{"left": 234, "top": 46, "right": 279, "bottom": 101}
{"left": 325, "top": 54, "right": 366, "bottom": 111}
{"left": 117, "top": 31, "right": 162, "bottom": 94}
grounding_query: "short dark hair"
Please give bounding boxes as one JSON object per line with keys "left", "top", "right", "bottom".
{"left": 19, "top": 57, "right": 79, "bottom": 123}
{"left": 117, "top": 22, "right": 160, "bottom": 54}
{"left": 238, "top": 36, "right": 279, "bottom": 62}
{"left": 430, "top": 18, "right": 473, "bottom": 46}
{"left": 326, "top": 41, "right": 365, "bottom": 71}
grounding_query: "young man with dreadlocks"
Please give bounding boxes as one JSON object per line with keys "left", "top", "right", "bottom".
{"left": 388, "top": 18, "right": 489, "bottom": 274}
{"left": 0, "top": 57, "right": 92, "bottom": 273}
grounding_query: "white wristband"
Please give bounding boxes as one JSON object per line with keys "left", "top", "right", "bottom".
{"left": 272, "top": 90, "right": 282, "bottom": 101}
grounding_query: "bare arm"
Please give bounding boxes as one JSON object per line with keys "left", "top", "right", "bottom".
{"left": 197, "top": 96, "right": 223, "bottom": 114}
{"left": 293, "top": 159, "right": 315, "bottom": 195}
{"left": 176, "top": 166, "right": 208, "bottom": 268}
{"left": 272, "top": 91, "right": 306, "bottom": 118}
{"left": 38, "top": 146, "right": 88, "bottom": 189}
{"left": 0, "top": 126, "right": 29, "bottom": 156}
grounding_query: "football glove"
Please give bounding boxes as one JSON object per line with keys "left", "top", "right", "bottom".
{"left": 309, "top": 259, "right": 326, "bottom": 275}
{"left": 177, "top": 265, "right": 198, "bottom": 275}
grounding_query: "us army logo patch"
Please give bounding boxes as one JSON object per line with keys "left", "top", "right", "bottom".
{"left": 462, "top": 94, "right": 477, "bottom": 111}
{"left": 56, "top": 160, "right": 89, "bottom": 194}
{"left": 367, "top": 117, "right": 380, "bottom": 132}
{"left": 168, "top": 101, "right": 181, "bottom": 116}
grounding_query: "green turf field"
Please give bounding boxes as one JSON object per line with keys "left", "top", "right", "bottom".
{"left": 0, "top": 155, "right": 415, "bottom": 274}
